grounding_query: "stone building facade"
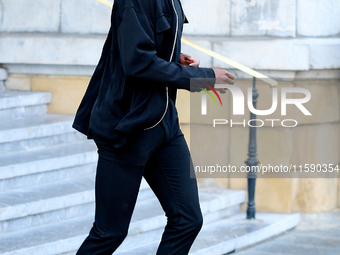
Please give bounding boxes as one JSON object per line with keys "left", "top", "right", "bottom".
{"left": 0, "top": 0, "right": 339, "bottom": 214}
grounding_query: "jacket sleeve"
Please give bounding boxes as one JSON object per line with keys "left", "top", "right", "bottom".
{"left": 116, "top": 7, "right": 215, "bottom": 91}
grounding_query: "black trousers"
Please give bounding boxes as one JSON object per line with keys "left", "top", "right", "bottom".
{"left": 76, "top": 108, "right": 203, "bottom": 254}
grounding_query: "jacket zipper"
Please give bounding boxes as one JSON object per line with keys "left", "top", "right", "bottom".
{"left": 144, "top": 0, "right": 179, "bottom": 130}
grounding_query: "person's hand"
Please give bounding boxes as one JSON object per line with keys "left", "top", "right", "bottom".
{"left": 213, "top": 69, "right": 235, "bottom": 93}
{"left": 180, "top": 54, "right": 200, "bottom": 67}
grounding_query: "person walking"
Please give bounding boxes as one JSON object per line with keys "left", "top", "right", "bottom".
{"left": 72, "top": 0, "right": 234, "bottom": 254}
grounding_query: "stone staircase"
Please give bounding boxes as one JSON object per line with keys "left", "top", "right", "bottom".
{"left": 0, "top": 87, "right": 301, "bottom": 255}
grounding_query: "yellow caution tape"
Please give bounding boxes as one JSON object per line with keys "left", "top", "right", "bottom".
{"left": 96, "top": 0, "right": 113, "bottom": 7}
{"left": 95, "top": 0, "right": 278, "bottom": 88}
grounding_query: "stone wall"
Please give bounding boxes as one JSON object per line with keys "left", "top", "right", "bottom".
{"left": 0, "top": 0, "right": 339, "bottom": 213}
{"left": 0, "top": 0, "right": 339, "bottom": 75}
{"left": 178, "top": 79, "right": 340, "bottom": 213}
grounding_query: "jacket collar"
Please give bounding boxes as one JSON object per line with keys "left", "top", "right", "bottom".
{"left": 167, "top": 0, "right": 189, "bottom": 23}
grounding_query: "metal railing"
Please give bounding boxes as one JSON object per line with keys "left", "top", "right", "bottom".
{"left": 95, "top": 0, "right": 279, "bottom": 220}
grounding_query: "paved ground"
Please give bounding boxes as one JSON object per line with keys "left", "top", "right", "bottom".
{"left": 232, "top": 227, "right": 340, "bottom": 255}
{"left": 231, "top": 209, "right": 340, "bottom": 255}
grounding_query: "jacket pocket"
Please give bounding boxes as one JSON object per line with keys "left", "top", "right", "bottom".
{"left": 156, "top": 14, "right": 172, "bottom": 33}
{"left": 155, "top": 14, "right": 173, "bottom": 58}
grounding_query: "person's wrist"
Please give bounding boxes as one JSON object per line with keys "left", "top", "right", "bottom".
{"left": 201, "top": 68, "right": 216, "bottom": 88}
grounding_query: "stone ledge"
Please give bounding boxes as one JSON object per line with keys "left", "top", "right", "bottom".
{"left": 0, "top": 68, "right": 8, "bottom": 81}
{"left": 4, "top": 64, "right": 340, "bottom": 81}
{"left": 227, "top": 69, "right": 340, "bottom": 81}
{"left": 0, "top": 35, "right": 339, "bottom": 71}
{"left": 4, "top": 64, "right": 95, "bottom": 77}
{"left": 0, "top": 34, "right": 106, "bottom": 66}
{"left": 0, "top": 82, "right": 4, "bottom": 92}
{"left": 209, "top": 37, "right": 340, "bottom": 70}
{"left": 0, "top": 69, "right": 8, "bottom": 90}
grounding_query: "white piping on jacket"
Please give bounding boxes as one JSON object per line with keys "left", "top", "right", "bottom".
{"left": 144, "top": 0, "right": 179, "bottom": 130}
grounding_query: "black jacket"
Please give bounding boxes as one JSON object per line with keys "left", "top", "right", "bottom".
{"left": 72, "top": 0, "right": 215, "bottom": 148}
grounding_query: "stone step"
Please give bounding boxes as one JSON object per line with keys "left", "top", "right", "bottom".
{"left": 0, "top": 173, "right": 95, "bottom": 224}
{"left": 0, "top": 188, "right": 245, "bottom": 255}
{"left": 0, "top": 163, "right": 96, "bottom": 192}
{"left": 0, "top": 114, "right": 81, "bottom": 154}
{"left": 64, "top": 191, "right": 244, "bottom": 255}
{"left": 0, "top": 104, "right": 48, "bottom": 120}
{"left": 114, "top": 212, "right": 301, "bottom": 255}
{"left": 0, "top": 174, "right": 153, "bottom": 233}
{"left": 116, "top": 189, "right": 245, "bottom": 252}
{"left": 0, "top": 140, "right": 98, "bottom": 181}
{"left": 1, "top": 132, "right": 86, "bottom": 156}
{"left": 0, "top": 90, "right": 52, "bottom": 110}
{"left": 0, "top": 90, "right": 51, "bottom": 119}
